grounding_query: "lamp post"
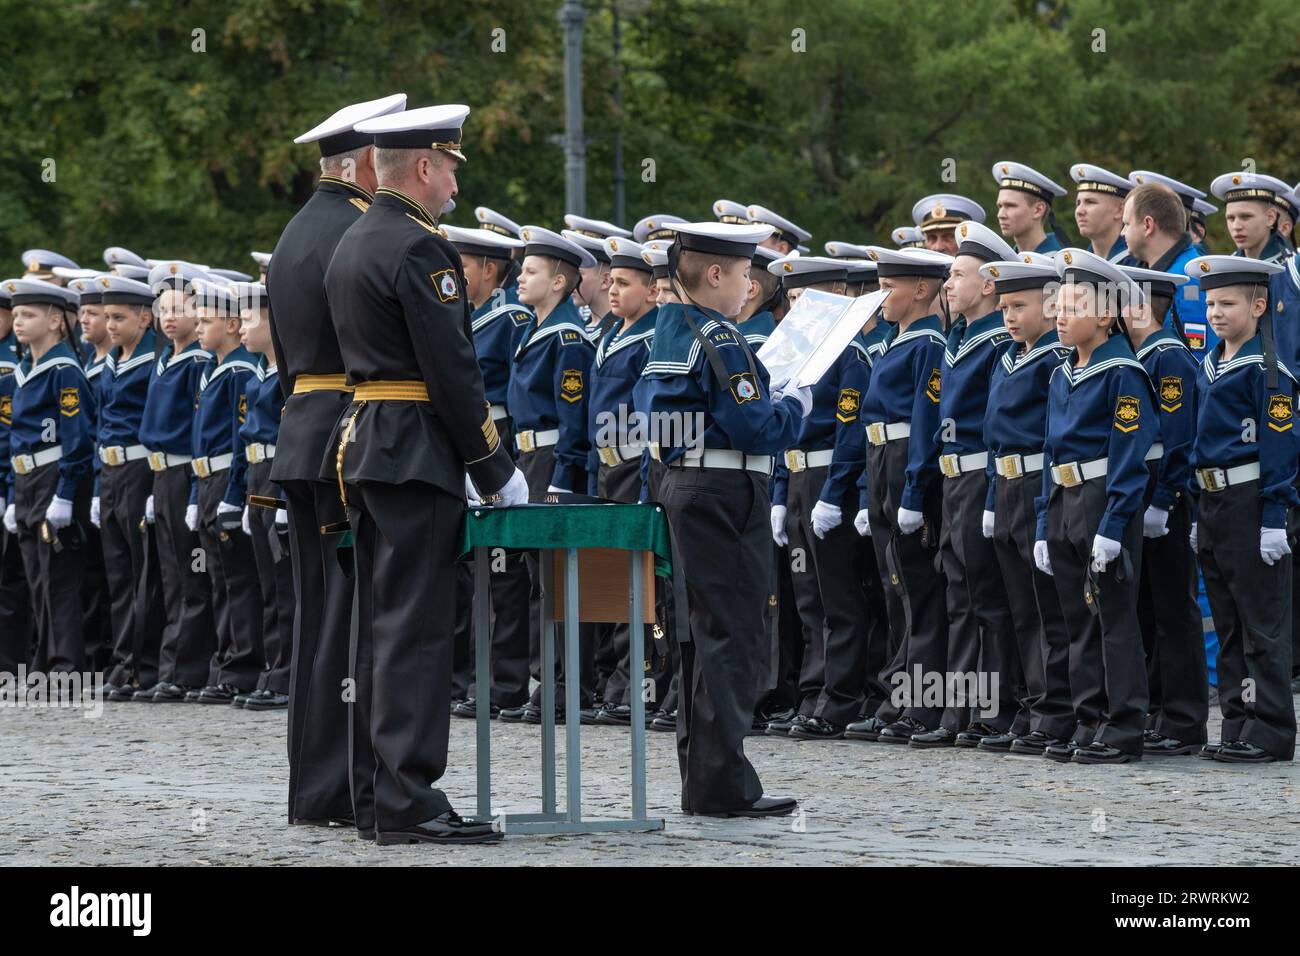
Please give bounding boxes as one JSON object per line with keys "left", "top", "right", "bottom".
{"left": 560, "top": 0, "right": 586, "bottom": 216}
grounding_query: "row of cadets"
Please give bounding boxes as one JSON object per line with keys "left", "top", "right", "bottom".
{"left": 236, "top": 281, "right": 293, "bottom": 709}
{"left": 561, "top": 214, "right": 629, "bottom": 337}
{"left": 1, "top": 278, "right": 94, "bottom": 678}
{"left": 891, "top": 226, "right": 925, "bottom": 250}
{"left": 1122, "top": 181, "right": 1210, "bottom": 354}
{"left": 0, "top": 280, "right": 36, "bottom": 672}
{"left": 909, "top": 193, "right": 985, "bottom": 256}
{"left": 1069, "top": 163, "right": 1137, "bottom": 265}
{"left": 187, "top": 278, "right": 264, "bottom": 703}
{"left": 914, "top": 221, "right": 1021, "bottom": 748}
{"left": 499, "top": 226, "right": 597, "bottom": 723}
{"left": 992, "top": 161, "right": 1070, "bottom": 254}
{"left": 139, "top": 261, "right": 217, "bottom": 702}
{"left": 1122, "top": 262, "right": 1209, "bottom": 755}
{"left": 1186, "top": 255, "right": 1296, "bottom": 762}
{"left": 636, "top": 220, "right": 809, "bottom": 817}
{"left": 438, "top": 222, "right": 533, "bottom": 721}
{"left": 765, "top": 254, "right": 850, "bottom": 736}
{"left": 1034, "top": 248, "right": 1156, "bottom": 764}
{"left": 976, "top": 251, "right": 1074, "bottom": 754}
{"left": 845, "top": 247, "right": 953, "bottom": 743}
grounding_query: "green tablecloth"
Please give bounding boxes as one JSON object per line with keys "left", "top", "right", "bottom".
{"left": 458, "top": 503, "right": 672, "bottom": 577}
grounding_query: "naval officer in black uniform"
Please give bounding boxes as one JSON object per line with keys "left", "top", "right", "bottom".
{"left": 266, "top": 92, "right": 407, "bottom": 837}
{"left": 325, "top": 103, "right": 528, "bottom": 845}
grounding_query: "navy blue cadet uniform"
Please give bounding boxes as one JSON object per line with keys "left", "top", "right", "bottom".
{"left": 77, "top": 315, "right": 113, "bottom": 672}
{"left": 1272, "top": 255, "right": 1300, "bottom": 680}
{"left": 0, "top": 316, "right": 35, "bottom": 673}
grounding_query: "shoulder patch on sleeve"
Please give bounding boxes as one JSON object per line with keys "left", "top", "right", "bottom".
{"left": 1268, "top": 393, "right": 1293, "bottom": 431}
{"left": 730, "top": 372, "right": 759, "bottom": 404}
{"left": 238, "top": 393, "right": 248, "bottom": 424}
{"left": 560, "top": 330, "right": 582, "bottom": 344}
{"left": 836, "top": 387, "right": 860, "bottom": 423}
{"left": 560, "top": 368, "right": 584, "bottom": 402}
{"left": 1113, "top": 394, "right": 1141, "bottom": 433}
{"left": 925, "top": 368, "right": 941, "bottom": 403}
{"left": 1158, "top": 375, "right": 1183, "bottom": 413}
{"left": 0, "top": 393, "right": 11, "bottom": 426}
{"left": 431, "top": 269, "right": 459, "bottom": 302}
{"left": 59, "top": 386, "right": 80, "bottom": 417}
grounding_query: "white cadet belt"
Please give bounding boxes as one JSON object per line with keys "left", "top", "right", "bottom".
{"left": 783, "top": 449, "right": 835, "bottom": 473}
{"left": 654, "top": 446, "right": 772, "bottom": 475}
{"left": 98, "top": 444, "right": 149, "bottom": 467}
{"left": 1050, "top": 443, "right": 1166, "bottom": 488}
{"left": 1196, "top": 462, "right": 1260, "bottom": 492}
{"left": 245, "top": 442, "right": 276, "bottom": 464}
{"left": 866, "top": 421, "right": 910, "bottom": 446}
{"left": 489, "top": 404, "right": 509, "bottom": 422}
{"left": 515, "top": 429, "right": 559, "bottom": 454}
{"left": 10, "top": 444, "right": 63, "bottom": 477}
{"left": 939, "top": 451, "right": 988, "bottom": 479}
{"left": 597, "top": 443, "right": 646, "bottom": 467}
{"left": 995, "top": 453, "right": 1045, "bottom": 479}
{"left": 1145, "top": 442, "right": 1164, "bottom": 461}
{"left": 147, "top": 450, "right": 193, "bottom": 472}
{"left": 192, "top": 453, "right": 234, "bottom": 478}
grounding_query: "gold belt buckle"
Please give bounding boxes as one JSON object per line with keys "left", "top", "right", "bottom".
{"left": 939, "top": 454, "right": 960, "bottom": 478}
{"left": 1056, "top": 462, "right": 1082, "bottom": 488}
{"left": 148, "top": 451, "right": 166, "bottom": 472}
{"left": 867, "top": 423, "right": 886, "bottom": 446}
{"left": 104, "top": 446, "right": 123, "bottom": 467}
{"left": 784, "top": 449, "right": 806, "bottom": 472}
{"left": 517, "top": 430, "right": 535, "bottom": 454}
{"left": 13, "top": 454, "right": 33, "bottom": 476}
{"left": 193, "top": 457, "right": 211, "bottom": 479}
{"left": 1199, "top": 468, "right": 1224, "bottom": 492}
{"left": 247, "top": 444, "right": 263, "bottom": 464}
{"left": 998, "top": 455, "right": 1022, "bottom": 480}
{"left": 598, "top": 446, "right": 620, "bottom": 467}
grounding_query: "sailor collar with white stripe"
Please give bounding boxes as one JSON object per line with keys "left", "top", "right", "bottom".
{"left": 1286, "top": 254, "right": 1300, "bottom": 293}
{"left": 514, "top": 302, "right": 588, "bottom": 358}
{"left": 883, "top": 314, "right": 945, "bottom": 354}
{"left": 945, "top": 311, "right": 1007, "bottom": 366}
{"left": 199, "top": 353, "right": 260, "bottom": 391}
{"left": 1202, "top": 336, "right": 1297, "bottom": 384}
{"left": 13, "top": 342, "right": 86, "bottom": 388}
{"left": 1056, "top": 334, "right": 1145, "bottom": 387}
{"left": 107, "top": 329, "right": 157, "bottom": 377}
{"left": 471, "top": 300, "right": 531, "bottom": 335}
{"left": 642, "top": 306, "right": 737, "bottom": 376}
{"left": 597, "top": 308, "right": 657, "bottom": 365}
{"left": 157, "top": 340, "right": 212, "bottom": 374}
{"left": 1134, "top": 326, "right": 1187, "bottom": 360}
{"left": 1000, "top": 329, "right": 1067, "bottom": 375}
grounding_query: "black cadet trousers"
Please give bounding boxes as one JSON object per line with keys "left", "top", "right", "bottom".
{"left": 154, "top": 461, "right": 217, "bottom": 688}
{"left": 0, "top": 520, "right": 34, "bottom": 673}
{"left": 782, "top": 465, "right": 828, "bottom": 717}
{"left": 248, "top": 460, "right": 293, "bottom": 695}
{"left": 1198, "top": 480, "right": 1296, "bottom": 759}
{"left": 195, "top": 472, "right": 264, "bottom": 690}
{"left": 101, "top": 458, "right": 163, "bottom": 688}
{"left": 14, "top": 463, "right": 85, "bottom": 674}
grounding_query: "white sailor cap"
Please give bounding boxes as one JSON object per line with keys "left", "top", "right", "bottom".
{"left": 863, "top": 247, "right": 953, "bottom": 278}
{"left": 1118, "top": 264, "right": 1189, "bottom": 304}
{"left": 671, "top": 221, "right": 775, "bottom": 258}
{"left": 952, "top": 220, "right": 1016, "bottom": 263}
{"left": 355, "top": 104, "right": 469, "bottom": 161}
{"left": 640, "top": 244, "right": 671, "bottom": 279}
{"left": 745, "top": 205, "right": 811, "bottom": 244}
{"left": 563, "top": 214, "right": 632, "bottom": 241}
{"left": 475, "top": 206, "right": 524, "bottom": 239}
{"left": 440, "top": 223, "right": 525, "bottom": 258}
{"left": 1056, "top": 248, "right": 1141, "bottom": 302}
{"left": 603, "top": 237, "right": 653, "bottom": 273}
{"left": 294, "top": 93, "right": 407, "bottom": 157}
{"left": 824, "top": 241, "right": 873, "bottom": 259}
{"left": 102, "top": 246, "right": 148, "bottom": 269}
{"left": 633, "top": 214, "right": 687, "bottom": 244}
{"left": 210, "top": 268, "right": 254, "bottom": 283}
{"left": 1069, "top": 163, "right": 1132, "bottom": 198}
{"left": 712, "top": 199, "right": 751, "bottom": 224}
{"left": 520, "top": 225, "right": 598, "bottom": 269}
{"left": 991, "top": 161, "right": 1067, "bottom": 202}
{"left": 2, "top": 277, "right": 80, "bottom": 310}
{"left": 978, "top": 256, "right": 1058, "bottom": 292}
{"left": 890, "top": 226, "right": 925, "bottom": 248}
{"left": 21, "top": 249, "right": 79, "bottom": 279}
{"left": 912, "top": 194, "right": 985, "bottom": 232}
{"left": 250, "top": 251, "right": 272, "bottom": 269}
{"left": 1128, "top": 170, "right": 1205, "bottom": 211}
{"left": 147, "top": 261, "right": 211, "bottom": 293}
{"left": 189, "top": 278, "right": 242, "bottom": 314}
{"left": 52, "top": 267, "right": 102, "bottom": 282}
{"left": 1274, "top": 187, "right": 1299, "bottom": 220}
{"left": 66, "top": 275, "right": 106, "bottom": 304}
{"left": 231, "top": 282, "right": 268, "bottom": 311}
{"left": 561, "top": 229, "right": 612, "bottom": 265}
{"left": 1190, "top": 198, "right": 1217, "bottom": 221}
{"left": 95, "top": 275, "right": 155, "bottom": 306}
{"left": 1183, "top": 255, "right": 1283, "bottom": 291}
{"left": 752, "top": 245, "right": 782, "bottom": 268}
{"left": 1209, "top": 171, "right": 1294, "bottom": 207}
{"left": 113, "top": 264, "right": 151, "bottom": 281}
{"left": 767, "top": 254, "right": 849, "bottom": 288}
{"left": 843, "top": 260, "right": 879, "bottom": 283}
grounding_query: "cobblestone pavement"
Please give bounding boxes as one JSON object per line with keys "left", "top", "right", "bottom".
{"left": 2, "top": 696, "right": 1297, "bottom": 866}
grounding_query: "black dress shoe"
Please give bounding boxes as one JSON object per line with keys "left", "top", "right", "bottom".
{"left": 977, "top": 731, "right": 1017, "bottom": 752}
{"left": 1143, "top": 734, "right": 1199, "bottom": 756}
{"left": 1213, "top": 741, "right": 1277, "bottom": 763}
{"left": 594, "top": 703, "right": 632, "bottom": 725}
{"left": 649, "top": 710, "right": 677, "bottom": 732}
{"left": 910, "top": 726, "right": 957, "bottom": 749}
{"left": 765, "top": 712, "right": 805, "bottom": 737}
{"left": 153, "top": 683, "right": 197, "bottom": 703}
{"left": 1011, "top": 730, "right": 1059, "bottom": 755}
{"left": 521, "top": 703, "right": 567, "bottom": 725}
{"left": 788, "top": 716, "right": 844, "bottom": 740}
{"left": 246, "top": 691, "right": 289, "bottom": 711}
{"left": 184, "top": 688, "right": 203, "bottom": 701}
{"left": 196, "top": 684, "right": 239, "bottom": 704}
{"left": 497, "top": 704, "right": 528, "bottom": 723}
{"left": 1197, "top": 742, "right": 1224, "bottom": 760}
{"left": 293, "top": 817, "right": 375, "bottom": 841}
{"left": 108, "top": 683, "right": 138, "bottom": 702}
{"left": 132, "top": 686, "right": 159, "bottom": 702}
{"left": 232, "top": 691, "right": 253, "bottom": 708}
{"left": 844, "top": 715, "right": 889, "bottom": 741}
{"left": 879, "top": 716, "right": 927, "bottom": 744}
{"left": 578, "top": 708, "right": 599, "bottom": 725}
{"left": 756, "top": 706, "right": 796, "bottom": 735}
{"left": 375, "top": 810, "right": 502, "bottom": 846}
{"left": 1072, "top": 741, "right": 1138, "bottom": 764}
{"left": 955, "top": 722, "right": 1000, "bottom": 748}
{"left": 688, "top": 795, "right": 798, "bottom": 818}
{"left": 452, "top": 698, "right": 499, "bottom": 720}
{"left": 1042, "top": 740, "right": 1080, "bottom": 762}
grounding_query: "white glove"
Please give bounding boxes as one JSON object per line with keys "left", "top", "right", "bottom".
{"left": 274, "top": 508, "right": 288, "bottom": 528}
{"left": 810, "top": 500, "right": 842, "bottom": 539}
{"left": 464, "top": 473, "right": 482, "bottom": 505}
{"left": 1189, "top": 521, "right": 1198, "bottom": 551}
{"left": 496, "top": 467, "right": 530, "bottom": 507}
{"left": 145, "top": 495, "right": 155, "bottom": 525}
{"left": 1260, "top": 527, "right": 1291, "bottom": 566}
{"left": 45, "top": 496, "right": 73, "bottom": 530}
{"left": 854, "top": 509, "right": 872, "bottom": 537}
{"left": 1090, "top": 534, "right": 1122, "bottom": 572}
{"left": 1142, "top": 506, "right": 1169, "bottom": 538}
{"left": 218, "top": 500, "right": 240, "bottom": 515}
{"left": 185, "top": 503, "right": 199, "bottom": 531}
{"left": 546, "top": 484, "right": 572, "bottom": 494}
{"left": 90, "top": 496, "right": 101, "bottom": 528}
{"left": 241, "top": 505, "right": 251, "bottom": 536}
{"left": 981, "top": 510, "right": 995, "bottom": 539}
{"left": 770, "top": 505, "right": 788, "bottom": 546}
{"left": 3, "top": 504, "right": 16, "bottom": 534}
{"left": 773, "top": 383, "right": 814, "bottom": 418}
{"left": 1033, "top": 539, "right": 1053, "bottom": 576}
{"left": 897, "top": 506, "right": 924, "bottom": 535}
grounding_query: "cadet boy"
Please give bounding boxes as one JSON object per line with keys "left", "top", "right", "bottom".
{"left": 0, "top": 283, "right": 35, "bottom": 674}
{"left": 1035, "top": 249, "right": 1155, "bottom": 764}
{"left": 1185, "top": 255, "right": 1296, "bottom": 763}
{"left": 638, "top": 220, "right": 807, "bottom": 817}
{"left": 746, "top": 204, "right": 811, "bottom": 256}
{"left": 1070, "top": 164, "right": 1136, "bottom": 265}
{"left": 977, "top": 253, "right": 1074, "bottom": 754}
{"left": 911, "top": 194, "right": 985, "bottom": 257}
{"left": 1210, "top": 172, "right": 1294, "bottom": 265}
{"left": 734, "top": 247, "right": 782, "bottom": 348}
{"left": 562, "top": 214, "right": 630, "bottom": 336}
{"left": 992, "top": 162, "right": 1070, "bottom": 253}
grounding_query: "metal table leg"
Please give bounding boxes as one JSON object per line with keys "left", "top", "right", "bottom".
{"left": 629, "top": 550, "right": 647, "bottom": 821}
{"left": 564, "top": 548, "right": 581, "bottom": 823}
{"left": 474, "top": 547, "right": 492, "bottom": 820}
{"left": 540, "top": 549, "right": 556, "bottom": 815}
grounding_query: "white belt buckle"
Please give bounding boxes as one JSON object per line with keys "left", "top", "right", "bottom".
{"left": 784, "top": 449, "right": 807, "bottom": 472}
{"left": 517, "top": 430, "right": 536, "bottom": 454}
{"left": 939, "top": 454, "right": 960, "bottom": 478}
{"left": 998, "top": 455, "right": 1022, "bottom": 480}
{"left": 13, "top": 454, "right": 34, "bottom": 476}
{"left": 1054, "top": 462, "right": 1082, "bottom": 488}
{"left": 867, "top": 423, "right": 886, "bottom": 446}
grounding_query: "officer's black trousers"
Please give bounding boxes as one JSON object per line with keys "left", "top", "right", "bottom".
{"left": 938, "top": 469, "right": 1021, "bottom": 732}
{"left": 645, "top": 458, "right": 680, "bottom": 715}
{"left": 992, "top": 469, "right": 1073, "bottom": 739}
{"left": 661, "top": 465, "right": 770, "bottom": 813}
{"left": 14, "top": 463, "right": 84, "bottom": 673}
{"left": 865, "top": 440, "right": 948, "bottom": 728}
{"left": 347, "top": 480, "right": 462, "bottom": 829}
{"left": 101, "top": 459, "right": 163, "bottom": 688}
{"left": 283, "top": 478, "right": 359, "bottom": 825}
{"left": 1137, "top": 493, "right": 1208, "bottom": 744}
{"left": 80, "top": 521, "right": 112, "bottom": 671}
{"left": 1045, "top": 480, "right": 1148, "bottom": 754}
{"left": 154, "top": 462, "right": 217, "bottom": 688}
{"left": 783, "top": 466, "right": 828, "bottom": 717}
{"left": 1198, "top": 481, "right": 1296, "bottom": 759}
{"left": 248, "top": 461, "right": 293, "bottom": 694}
{"left": 195, "top": 473, "right": 264, "bottom": 690}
